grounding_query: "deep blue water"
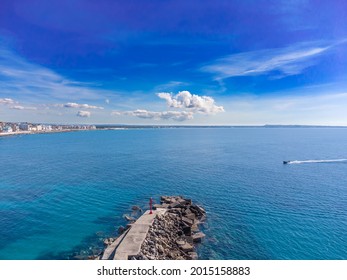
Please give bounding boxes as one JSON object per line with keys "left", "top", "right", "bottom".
{"left": 1, "top": 128, "right": 347, "bottom": 260}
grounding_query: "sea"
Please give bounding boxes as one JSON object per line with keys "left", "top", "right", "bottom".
{"left": 0, "top": 128, "right": 347, "bottom": 260}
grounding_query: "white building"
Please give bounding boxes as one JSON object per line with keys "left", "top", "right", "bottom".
{"left": 3, "top": 126, "right": 13, "bottom": 133}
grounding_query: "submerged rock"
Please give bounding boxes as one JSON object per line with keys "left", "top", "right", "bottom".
{"left": 132, "top": 205, "right": 141, "bottom": 211}
{"left": 123, "top": 214, "right": 135, "bottom": 221}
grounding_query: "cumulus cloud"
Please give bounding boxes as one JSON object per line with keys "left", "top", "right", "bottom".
{"left": 112, "top": 109, "right": 193, "bottom": 121}
{"left": 63, "top": 102, "right": 103, "bottom": 109}
{"left": 111, "top": 91, "right": 223, "bottom": 122}
{"left": 0, "top": 98, "right": 15, "bottom": 105}
{"left": 157, "top": 91, "right": 224, "bottom": 114}
{"left": 77, "top": 110, "right": 91, "bottom": 117}
{"left": 9, "top": 105, "right": 37, "bottom": 110}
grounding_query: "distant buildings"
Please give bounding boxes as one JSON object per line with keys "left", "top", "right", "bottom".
{"left": 2, "top": 125, "right": 13, "bottom": 133}
{"left": 19, "top": 123, "right": 31, "bottom": 131}
{"left": 0, "top": 121, "right": 96, "bottom": 134}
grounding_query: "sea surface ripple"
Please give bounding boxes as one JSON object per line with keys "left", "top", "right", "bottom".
{"left": 1, "top": 128, "right": 347, "bottom": 259}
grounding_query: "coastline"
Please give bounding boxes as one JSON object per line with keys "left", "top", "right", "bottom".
{"left": 0, "top": 128, "right": 126, "bottom": 137}
{"left": 0, "top": 130, "right": 83, "bottom": 137}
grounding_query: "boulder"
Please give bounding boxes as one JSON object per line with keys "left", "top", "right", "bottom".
{"left": 188, "top": 252, "right": 198, "bottom": 260}
{"left": 123, "top": 214, "right": 135, "bottom": 221}
{"left": 179, "top": 243, "right": 194, "bottom": 252}
{"left": 169, "top": 202, "right": 181, "bottom": 209}
{"left": 196, "top": 205, "right": 206, "bottom": 214}
{"left": 153, "top": 203, "right": 169, "bottom": 209}
{"left": 157, "top": 245, "right": 164, "bottom": 254}
{"left": 176, "top": 240, "right": 186, "bottom": 246}
{"left": 131, "top": 205, "right": 141, "bottom": 211}
{"left": 117, "top": 226, "right": 125, "bottom": 234}
{"left": 191, "top": 223, "right": 199, "bottom": 233}
{"left": 182, "top": 216, "right": 194, "bottom": 227}
{"left": 192, "top": 232, "right": 206, "bottom": 243}
{"left": 182, "top": 226, "right": 191, "bottom": 236}
{"left": 185, "top": 213, "right": 196, "bottom": 221}
{"left": 184, "top": 236, "right": 194, "bottom": 244}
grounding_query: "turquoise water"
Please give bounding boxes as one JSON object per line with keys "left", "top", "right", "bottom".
{"left": 1, "top": 128, "right": 347, "bottom": 260}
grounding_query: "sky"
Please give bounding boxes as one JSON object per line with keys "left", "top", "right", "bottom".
{"left": 0, "top": 0, "right": 347, "bottom": 125}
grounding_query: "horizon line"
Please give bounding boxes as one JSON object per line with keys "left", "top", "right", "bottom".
{"left": 2, "top": 121, "right": 347, "bottom": 128}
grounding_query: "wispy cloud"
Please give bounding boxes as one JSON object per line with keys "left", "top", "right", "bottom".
{"left": 153, "top": 81, "right": 189, "bottom": 92}
{"left": 9, "top": 105, "right": 37, "bottom": 110}
{"left": 0, "top": 43, "right": 113, "bottom": 102}
{"left": 0, "top": 98, "right": 16, "bottom": 105}
{"left": 157, "top": 91, "right": 224, "bottom": 114}
{"left": 111, "top": 109, "right": 193, "bottom": 122}
{"left": 76, "top": 110, "right": 91, "bottom": 117}
{"left": 200, "top": 41, "right": 333, "bottom": 80}
{"left": 56, "top": 102, "right": 104, "bottom": 109}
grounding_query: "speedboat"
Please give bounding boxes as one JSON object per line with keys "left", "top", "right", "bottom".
{"left": 283, "top": 161, "right": 291, "bottom": 164}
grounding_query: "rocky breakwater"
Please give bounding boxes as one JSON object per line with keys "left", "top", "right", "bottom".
{"left": 137, "top": 196, "right": 206, "bottom": 260}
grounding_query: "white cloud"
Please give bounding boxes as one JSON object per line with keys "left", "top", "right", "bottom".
{"left": 9, "top": 105, "right": 24, "bottom": 110}
{"left": 0, "top": 98, "right": 16, "bottom": 105}
{"left": 110, "top": 91, "right": 224, "bottom": 122}
{"left": 63, "top": 102, "right": 103, "bottom": 109}
{"left": 157, "top": 91, "right": 224, "bottom": 114}
{"left": 112, "top": 109, "right": 193, "bottom": 122}
{"left": 200, "top": 41, "right": 332, "bottom": 80}
{"left": 77, "top": 110, "right": 91, "bottom": 117}
{"left": 105, "top": 99, "right": 110, "bottom": 104}
{"left": 9, "top": 105, "right": 37, "bottom": 110}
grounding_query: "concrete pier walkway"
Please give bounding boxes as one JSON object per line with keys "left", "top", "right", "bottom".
{"left": 102, "top": 209, "right": 166, "bottom": 260}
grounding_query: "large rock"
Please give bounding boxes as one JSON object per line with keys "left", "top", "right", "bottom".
{"left": 182, "top": 217, "right": 194, "bottom": 227}
{"left": 191, "top": 223, "right": 199, "bottom": 233}
{"left": 185, "top": 213, "right": 196, "bottom": 221}
{"left": 118, "top": 226, "right": 125, "bottom": 234}
{"left": 123, "top": 214, "right": 135, "bottom": 221}
{"left": 176, "top": 240, "right": 186, "bottom": 246}
{"left": 132, "top": 205, "right": 141, "bottom": 211}
{"left": 192, "top": 232, "right": 206, "bottom": 243}
{"left": 157, "top": 245, "right": 164, "bottom": 254}
{"left": 169, "top": 202, "right": 181, "bottom": 209}
{"left": 179, "top": 243, "right": 194, "bottom": 252}
{"left": 153, "top": 203, "right": 169, "bottom": 209}
{"left": 182, "top": 226, "right": 191, "bottom": 236}
{"left": 188, "top": 252, "right": 198, "bottom": 260}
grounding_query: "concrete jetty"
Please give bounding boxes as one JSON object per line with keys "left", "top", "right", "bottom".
{"left": 100, "top": 196, "right": 206, "bottom": 260}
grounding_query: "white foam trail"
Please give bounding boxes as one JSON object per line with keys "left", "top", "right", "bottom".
{"left": 288, "top": 159, "right": 347, "bottom": 164}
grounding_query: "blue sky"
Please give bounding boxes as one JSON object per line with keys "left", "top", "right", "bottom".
{"left": 1, "top": 0, "right": 347, "bottom": 125}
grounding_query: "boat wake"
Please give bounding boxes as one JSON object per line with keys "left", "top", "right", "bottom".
{"left": 285, "top": 159, "right": 347, "bottom": 164}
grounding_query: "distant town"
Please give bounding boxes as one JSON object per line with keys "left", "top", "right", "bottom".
{"left": 1, "top": 122, "right": 347, "bottom": 137}
{"left": 0, "top": 121, "right": 96, "bottom": 136}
